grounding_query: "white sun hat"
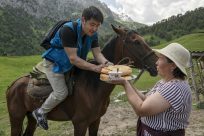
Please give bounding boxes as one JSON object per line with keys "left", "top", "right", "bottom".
{"left": 153, "top": 43, "right": 191, "bottom": 75}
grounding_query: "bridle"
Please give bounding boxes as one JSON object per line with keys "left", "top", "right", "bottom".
{"left": 115, "top": 31, "right": 156, "bottom": 82}
{"left": 117, "top": 31, "right": 155, "bottom": 71}
{"left": 140, "top": 51, "right": 155, "bottom": 68}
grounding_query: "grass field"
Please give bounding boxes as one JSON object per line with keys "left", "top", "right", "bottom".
{"left": 0, "top": 33, "right": 203, "bottom": 135}
{"left": 154, "top": 33, "right": 204, "bottom": 51}
{"left": 0, "top": 56, "right": 41, "bottom": 135}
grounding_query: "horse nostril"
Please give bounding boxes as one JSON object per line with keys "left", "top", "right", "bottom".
{"left": 148, "top": 67, "right": 158, "bottom": 77}
{"left": 151, "top": 69, "right": 158, "bottom": 76}
{"left": 144, "top": 65, "right": 158, "bottom": 77}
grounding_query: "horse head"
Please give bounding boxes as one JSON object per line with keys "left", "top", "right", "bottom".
{"left": 102, "top": 25, "right": 158, "bottom": 77}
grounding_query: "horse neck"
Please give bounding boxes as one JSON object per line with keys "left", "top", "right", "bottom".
{"left": 77, "top": 70, "right": 116, "bottom": 101}
{"left": 102, "top": 36, "right": 123, "bottom": 64}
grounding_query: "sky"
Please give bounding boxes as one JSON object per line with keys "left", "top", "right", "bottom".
{"left": 99, "top": 0, "right": 204, "bottom": 25}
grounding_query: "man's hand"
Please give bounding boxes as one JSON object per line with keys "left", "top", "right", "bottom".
{"left": 92, "top": 64, "right": 104, "bottom": 73}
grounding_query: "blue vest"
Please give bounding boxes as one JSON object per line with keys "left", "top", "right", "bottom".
{"left": 42, "top": 19, "right": 97, "bottom": 73}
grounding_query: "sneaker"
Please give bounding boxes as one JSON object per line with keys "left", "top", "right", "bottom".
{"left": 32, "top": 109, "right": 48, "bottom": 130}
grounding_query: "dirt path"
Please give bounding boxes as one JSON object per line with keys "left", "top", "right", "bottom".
{"left": 98, "top": 102, "right": 204, "bottom": 136}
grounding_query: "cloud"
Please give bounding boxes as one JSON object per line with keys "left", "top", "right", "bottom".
{"left": 99, "top": 0, "right": 204, "bottom": 25}
{"left": 100, "top": 0, "right": 122, "bottom": 9}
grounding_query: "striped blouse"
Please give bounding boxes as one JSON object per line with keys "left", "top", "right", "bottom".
{"left": 141, "top": 79, "right": 192, "bottom": 134}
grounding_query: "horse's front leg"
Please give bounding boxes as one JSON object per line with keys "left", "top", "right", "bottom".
{"left": 88, "top": 118, "right": 101, "bottom": 136}
{"left": 73, "top": 121, "right": 88, "bottom": 136}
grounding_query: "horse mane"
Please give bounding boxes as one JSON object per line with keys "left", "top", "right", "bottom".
{"left": 101, "top": 35, "right": 118, "bottom": 60}
{"left": 74, "top": 68, "right": 104, "bottom": 94}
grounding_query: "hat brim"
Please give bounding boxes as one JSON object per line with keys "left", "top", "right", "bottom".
{"left": 153, "top": 49, "right": 187, "bottom": 75}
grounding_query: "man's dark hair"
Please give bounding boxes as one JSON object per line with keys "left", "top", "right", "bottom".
{"left": 167, "top": 58, "right": 186, "bottom": 80}
{"left": 82, "top": 6, "right": 103, "bottom": 24}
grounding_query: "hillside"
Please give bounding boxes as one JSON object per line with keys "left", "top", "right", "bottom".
{"left": 153, "top": 33, "right": 204, "bottom": 51}
{"left": 138, "top": 7, "right": 204, "bottom": 46}
{"left": 0, "top": 0, "right": 144, "bottom": 56}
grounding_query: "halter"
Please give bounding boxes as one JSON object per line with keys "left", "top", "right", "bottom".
{"left": 115, "top": 32, "right": 156, "bottom": 82}
{"left": 117, "top": 31, "right": 155, "bottom": 71}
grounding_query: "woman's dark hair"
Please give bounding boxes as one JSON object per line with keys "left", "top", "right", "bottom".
{"left": 167, "top": 57, "right": 186, "bottom": 80}
{"left": 82, "top": 6, "right": 103, "bottom": 24}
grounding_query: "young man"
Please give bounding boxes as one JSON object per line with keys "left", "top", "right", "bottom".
{"left": 32, "top": 6, "right": 112, "bottom": 130}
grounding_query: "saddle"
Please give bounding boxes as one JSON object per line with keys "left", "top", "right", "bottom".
{"left": 27, "top": 61, "right": 75, "bottom": 100}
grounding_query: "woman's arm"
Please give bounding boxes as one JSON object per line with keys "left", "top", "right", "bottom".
{"left": 130, "top": 83, "right": 146, "bottom": 101}
{"left": 113, "top": 80, "right": 171, "bottom": 117}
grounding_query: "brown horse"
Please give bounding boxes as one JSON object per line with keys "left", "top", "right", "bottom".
{"left": 6, "top": 25, "right": 158, "bottom": 136}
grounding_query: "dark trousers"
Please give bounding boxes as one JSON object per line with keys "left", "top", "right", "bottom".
{"left": 136, "top": 118, "right": 185, "bottom": 136}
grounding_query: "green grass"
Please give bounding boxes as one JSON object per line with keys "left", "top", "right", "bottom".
{"left": 0, "top": 55, "right": 41, "bottom": 100}
{"left": 153, "top": 33, "right": 204, "bottom": 51}
{"left": 0, "top": 56, "right": 42, "bottom": 135}
{"left": 0, "top": 33, "right": 203, "bottom": 135}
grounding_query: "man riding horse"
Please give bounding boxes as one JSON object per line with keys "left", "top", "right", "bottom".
{"left": 32, "top": 6, "right": 113, "bottom": 130}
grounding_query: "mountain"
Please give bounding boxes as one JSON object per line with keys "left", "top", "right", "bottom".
{"left": 0, "top": 0, "right": 145, "bottom": 56}
{"left": 117, "top": 13, "right": 133, "bottom": 22}
{"left": 0, "top": 0, "right": 114, "bottom": 21}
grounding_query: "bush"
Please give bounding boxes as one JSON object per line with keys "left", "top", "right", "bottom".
{"left": 0, "top": 129, "right": 5, "bottom": 136}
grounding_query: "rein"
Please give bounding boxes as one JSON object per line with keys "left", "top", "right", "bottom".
{"left": 116, "top": 57, "right": 134, "bottom": 66}
{"left": 116, "top": 57, "right": 145, "bottom": 83}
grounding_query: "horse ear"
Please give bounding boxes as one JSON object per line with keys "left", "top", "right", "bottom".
{"left": 111, "top": 24, "right": 126, "bottom": 36}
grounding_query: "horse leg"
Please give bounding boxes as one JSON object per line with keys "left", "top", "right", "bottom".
{"left": 23, "top": 113, "right": 37, "bottom": 136}
{"left": 9, "top": 114, "right": 25, "bottom": 136}
{"left": 88, "top": 118, "right": 101, "bottom": 136}
{"left": 73, "top": 122, "right": 88, "bottom": 136}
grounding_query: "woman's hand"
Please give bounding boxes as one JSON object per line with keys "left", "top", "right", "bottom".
{"left": 107, "top": 77, "right": 127, "bottom": 86}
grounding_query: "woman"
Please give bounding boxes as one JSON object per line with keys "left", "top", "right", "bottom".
{"left": 110, "top": 43, "right": 192, "bottom": 136}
